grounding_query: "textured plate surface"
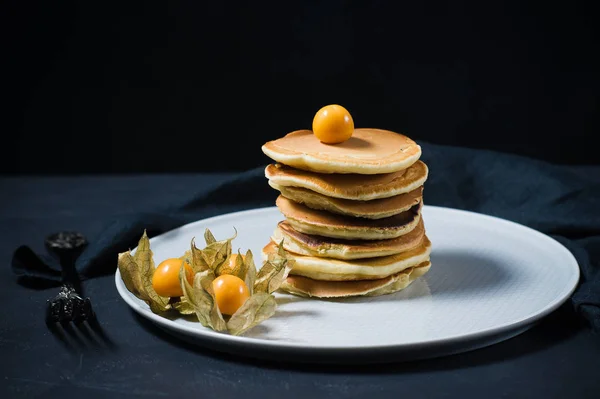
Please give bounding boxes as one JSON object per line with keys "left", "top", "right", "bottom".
{"left": 115, "top": 206, "right": 579, "bottom": 363}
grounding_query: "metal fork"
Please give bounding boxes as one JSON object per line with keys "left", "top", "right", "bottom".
{"left": 44, "top": 232, "right": 115, "bottom": 350}
{"left": 45, "top": 232, "right": 93, "bottom": 323}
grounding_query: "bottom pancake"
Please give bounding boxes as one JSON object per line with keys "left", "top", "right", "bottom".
{"left": 280, "top": 261, "right": 431, "bottom": 298}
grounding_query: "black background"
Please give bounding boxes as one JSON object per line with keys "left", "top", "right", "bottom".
{"left": 4, "top": 1, "right": 599, "bottom": 175}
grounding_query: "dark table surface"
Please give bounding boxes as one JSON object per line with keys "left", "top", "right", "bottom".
{"left": 2, "top": 173, "right": 600, "bottom": 399}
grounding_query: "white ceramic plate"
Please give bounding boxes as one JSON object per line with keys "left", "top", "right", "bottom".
{"left": 115, "top": 205, "right": 580, "bottom": 363}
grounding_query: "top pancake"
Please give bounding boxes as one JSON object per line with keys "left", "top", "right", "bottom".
{"left": 261, "top": 129, "right": 422, "bottom": 174}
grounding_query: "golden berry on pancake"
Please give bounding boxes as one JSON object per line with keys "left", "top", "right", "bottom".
{"left": 312, "top": 104, "right": 354, "bottom": 144}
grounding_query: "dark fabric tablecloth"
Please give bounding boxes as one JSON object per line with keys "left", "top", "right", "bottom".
{"left": 2, "top": 142, "right": 600, "bottom": 398}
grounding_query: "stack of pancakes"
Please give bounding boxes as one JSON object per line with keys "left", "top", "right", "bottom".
{"left": 261, "top": 128, "right": 431, "bottom": 298}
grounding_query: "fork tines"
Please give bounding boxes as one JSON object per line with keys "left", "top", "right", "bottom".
{"left": 45, "top": 286, "right": 115, "bottom": 351}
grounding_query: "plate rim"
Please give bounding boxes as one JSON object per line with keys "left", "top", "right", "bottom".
{"left": 114, "top": 205, "right": 580, "bottom": 353}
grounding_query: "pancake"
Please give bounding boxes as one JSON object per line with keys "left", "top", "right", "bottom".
{"left": 279, "top": 261, "right": 431, "bottom": 298}
{"left": 272, "top": 218, "right": 426, "bottom": 260}
{"left": 262, "top": 236, "right": 431, "bottom": 281}
{"left": 261, "top": 129, "right": 422, "bottom": 174}
{"left": 270, "top": 182, "right": 422, "bottom": 219}
{"left": 276, "top": 195, "right": 422, "bottom": 240}
{"left": 265, "top": 160, "right": 428, "bottom": 201}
